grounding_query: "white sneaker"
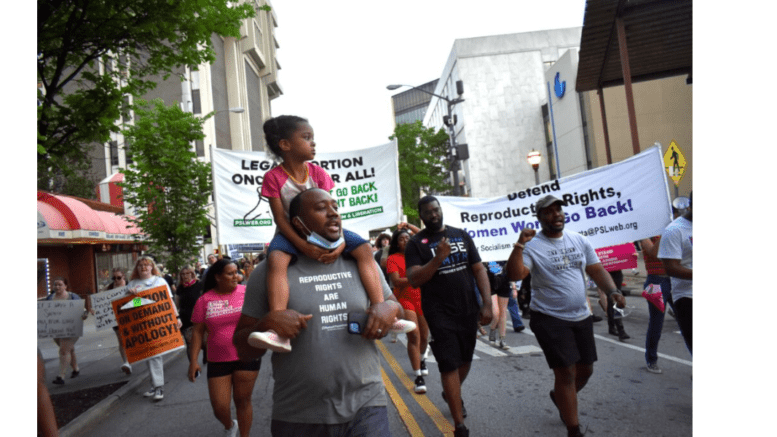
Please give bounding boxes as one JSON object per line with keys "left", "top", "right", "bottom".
{"left": 152, "top": 387, "right": 164, "bottom": 401}
{"left": 143, "top": 387, "right": 156, "bottom": 397}
{"left": 224, "top": 419, "right": 238, "bottom": 437}
{"left": 420, "top": 359, "right": 429, "bottom": 376}
{"left": 248, "top": 331, "right": 292, "bottom": 353}
{"left": 389, "top": 319, "right": 416, "bottom": 334}
{"left": 414, "top": 375, "right": 427, "bottom": 394}
{"left": 121, "top": 362, "right": 132, "bottom": 375}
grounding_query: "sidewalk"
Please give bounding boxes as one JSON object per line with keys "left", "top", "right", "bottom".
{"left": 38, "top": 314, "right": 184, "bottom": 436}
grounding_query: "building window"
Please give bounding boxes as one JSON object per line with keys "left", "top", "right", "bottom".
{"left": 124, "top": 140, "right": 133, "bottom": 165}
{"left": 121, "top": 95, "right": 132, "bottom": 123}
{"left": 109, "top": 141, "right": 119, "bottom": 166}
{"left": 192, "top": 89, "right": 201, "bottom": 114}
{"left": 195, "top": 139, "right": 205, "bottom": 157}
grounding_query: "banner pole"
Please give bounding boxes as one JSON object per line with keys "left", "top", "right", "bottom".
{"left": 210, "top": 144, "right": 221, "bottom": 255}
{"left": 392, "top": 137, "right": 402, "bottom": 225}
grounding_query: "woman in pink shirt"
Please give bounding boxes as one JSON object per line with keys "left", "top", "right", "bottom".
{"left": 188, "top": 259, "right": 259, "bottom": 437}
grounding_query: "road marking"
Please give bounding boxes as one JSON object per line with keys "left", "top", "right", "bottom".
{"left": 475, "top": 339, "right": 508, "bottom": 357}
{"left": 506, "top": 345, "right": 544, "bottom": 355}
{"left": 506, "top": 320, "right": 692, "bottom": 366}
{"left": 380, "top": 368, "right": 424, "bottom": 437}
{"left": 377, "top": 340, "right": 454, "bottom": 436}
{"left": 593, "top": 334, "right": 693, "bottom": 366}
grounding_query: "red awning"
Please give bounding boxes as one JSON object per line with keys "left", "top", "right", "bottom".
{"left": 37, "top": 191, "right": 143, "bottom": 243}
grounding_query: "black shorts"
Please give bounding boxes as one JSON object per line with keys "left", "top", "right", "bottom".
{"left": 491, "top": 285, "right": 511, "bottom": 298}
{"left": 207, "top": 359, "right": 261, "bottom": 379}
{"left": 529, "top": 311, "right": 597, "bottom": 369}
{"left": 427, "top": 312, "right": 478, "bottom": 374}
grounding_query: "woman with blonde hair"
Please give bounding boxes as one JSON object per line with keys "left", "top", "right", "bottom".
{"left": 127, "top": 255, "right": 182, "bottom": 401}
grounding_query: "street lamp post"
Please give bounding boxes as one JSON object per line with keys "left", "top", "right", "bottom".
{"left": 527, "top": 149, "right": 542, "bottom": 185}
{"left": 387, "top": 82, "right": 464, "bottom": 196}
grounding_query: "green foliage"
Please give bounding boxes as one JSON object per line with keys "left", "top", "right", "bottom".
{"left": 37, "top": 0, "right": 258, "bottom": 195}
{"left": 119, "top": 99, "right": 213, "bottom": 273}
{"left": 389, "top": 121, "right": 452, "bottom": 225}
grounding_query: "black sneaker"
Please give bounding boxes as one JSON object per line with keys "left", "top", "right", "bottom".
{"left": 567, "top": 424, "right": 588, "bottom": 436}
{"left": 414, "top": 376, "right": 427, "bottom": 394}
{"left": 420, "top": 360, "right": 429, "bottom": 376}
{"left": 617, "top": 326, "right": 630, "bottom": 341}
{"left": 454, "top": 424, "right": 469, "bottom": 437}
{"left": 513, "top": 326, "right": 525, "bottom": 333}
{"left": 52, "top": 376, "right": 65, "bottom": 385}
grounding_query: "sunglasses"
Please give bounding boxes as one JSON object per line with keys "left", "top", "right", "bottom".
{"left": 113, "top": 276, "right": 124, "bottom": 280}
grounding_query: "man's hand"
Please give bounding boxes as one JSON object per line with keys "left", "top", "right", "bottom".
{"left": 479, "top": 301, "right": 493, "bottom": 327}
{"left": 364, "top": 301, "right": 400, "bottom": 340}
{"left": 264, "top": 310, "right": 313, "bottom": 339}
{"left": 435, "top": 237, "right": 451, "bottom": 261}
{"left": 519, "top": 228, "right": 536, "bottom": 244}
{"left": 612, "top": 292, "right": 626, "bottom": 308}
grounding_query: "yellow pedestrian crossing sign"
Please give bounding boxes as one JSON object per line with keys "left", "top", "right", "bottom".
{"left": 663, "top": 140, "right": 687, "bottom": 186}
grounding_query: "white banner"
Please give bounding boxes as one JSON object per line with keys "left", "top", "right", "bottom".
{"left": 438, "top": 146, "right": 673, "bottom": 262}
{"left": 37, "top": 300, "right": 85, "bottom": 338}
{"left": 212, "top": 141, "right": 402, "bottom": 244}
{"left": 91, "top": 286, "right": 130, "bottom": 331}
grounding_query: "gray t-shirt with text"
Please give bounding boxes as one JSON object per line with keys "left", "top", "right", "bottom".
{"left": 523, "top": 230, "right": 600, "bottom": 321}
{"left": 242, "top": 256, "right": 392, "bottom": 424}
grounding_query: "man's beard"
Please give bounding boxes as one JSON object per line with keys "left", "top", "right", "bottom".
{"left": 422, "top": 217, "right": 443, "bottom": 233}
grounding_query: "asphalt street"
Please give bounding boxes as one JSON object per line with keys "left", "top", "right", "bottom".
{"left": 40, "top": 263, "right": 693, "bottom": 436}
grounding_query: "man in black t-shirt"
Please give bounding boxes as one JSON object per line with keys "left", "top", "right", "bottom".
{"left": 405, "top": 196, "right": 492, "bottom": 437}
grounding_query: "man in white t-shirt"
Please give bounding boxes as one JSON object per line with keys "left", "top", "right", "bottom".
{"left": 506, "top": 194, "right": 625, "bottom": 437}
{"left": 658, "top": 192, "right": 692, "bottom": 355}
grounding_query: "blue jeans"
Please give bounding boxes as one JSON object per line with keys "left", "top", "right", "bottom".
{"left": 644, "top": 275, "right": 674, "bottom": 365}
{"left": 507, "top": 295, "right": 524, "bottom": 328}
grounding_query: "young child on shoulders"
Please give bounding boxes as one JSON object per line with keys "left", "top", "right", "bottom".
{"left": 248, "top": 115, "right": 414, "bottom": 352}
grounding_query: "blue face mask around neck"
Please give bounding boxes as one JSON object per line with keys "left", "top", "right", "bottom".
{"left": 296, "top": 218, "right": 345, "bottom": 250}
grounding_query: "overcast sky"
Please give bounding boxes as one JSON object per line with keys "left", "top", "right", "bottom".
{"left": 269, "top": 0, "right": 587, "bottom": 152}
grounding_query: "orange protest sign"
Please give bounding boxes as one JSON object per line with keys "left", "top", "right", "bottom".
{"left": 111, "top": 285, "right": 184, "bottom": 364}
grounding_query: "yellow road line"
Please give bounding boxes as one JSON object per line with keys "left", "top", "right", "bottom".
{"left": 381, "top": 368, "right": 424, "bottom": 437}
{"left": 378, "top": 340, "right": 455, "bottom": 436}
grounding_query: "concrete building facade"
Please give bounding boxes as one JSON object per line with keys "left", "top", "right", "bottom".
{"left": 422, "top": 28, "right": 583, "bottom": 198}
{"left": 94, "top": 0, "right": 282, "bottom": 184}
{"left": 421, "top": 27, "right": 691, "bottom": 200}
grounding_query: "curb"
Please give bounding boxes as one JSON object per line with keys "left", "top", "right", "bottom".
{"left": 59, "top": 349, "right": 185, "bottom": 437}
